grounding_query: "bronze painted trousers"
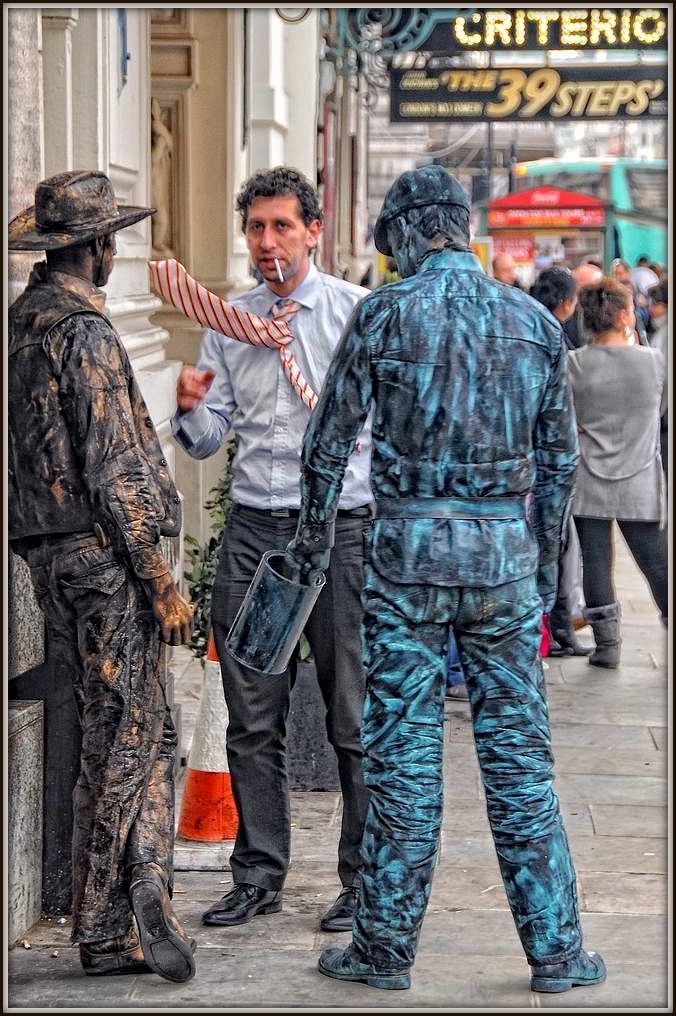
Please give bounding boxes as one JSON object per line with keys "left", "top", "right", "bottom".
{"left": 25, "top": 533, "right": 176, "bottom": 944}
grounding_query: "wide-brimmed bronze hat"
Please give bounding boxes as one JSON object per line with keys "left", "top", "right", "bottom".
{"left": 8, "top": 170, "right": 155, "bottom": 251}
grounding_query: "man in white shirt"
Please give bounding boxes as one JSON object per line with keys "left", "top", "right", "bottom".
{"left": 172, "top": 167, "right": 372, "bottom": 933}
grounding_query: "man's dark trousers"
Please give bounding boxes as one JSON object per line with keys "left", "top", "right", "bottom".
{"left": 212, "top": 504, "right": 371, "bottom": 891}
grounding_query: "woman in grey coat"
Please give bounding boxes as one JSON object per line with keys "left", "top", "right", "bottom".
{"left": 568, "top": 278, "right": 667, "bottom": 668}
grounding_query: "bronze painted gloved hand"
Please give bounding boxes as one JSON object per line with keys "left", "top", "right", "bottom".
{"left": 285, "top": 519, "right": 335, "bottom": 581}
{"left": 147, "top": 571, "right": 194, "bottom": 645}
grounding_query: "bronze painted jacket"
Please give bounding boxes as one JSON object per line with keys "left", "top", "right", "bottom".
{"left": 8, "top": 263, "right": 181, "bottom": 579}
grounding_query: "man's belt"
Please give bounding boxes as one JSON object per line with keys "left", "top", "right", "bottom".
{"left": 11, "top": 521, "right": 112, "bottom": 553}
{"left": 375, "top": 495, "right": 529, "bottom": 520}
{"left": 233, "top": 504, "right": 374, "bottom": 520}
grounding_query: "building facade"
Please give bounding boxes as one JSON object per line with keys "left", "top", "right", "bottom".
{"left": 5, "top": 4, "right": 325, "bottom": 935}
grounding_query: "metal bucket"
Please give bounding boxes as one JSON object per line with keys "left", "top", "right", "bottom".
{"left": 225, "top": 550, "right": 326, "bottom": 675}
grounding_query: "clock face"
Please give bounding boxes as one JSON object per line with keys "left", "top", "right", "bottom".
{"left": 275, "top": 9, "right": 312, "bottom": 25}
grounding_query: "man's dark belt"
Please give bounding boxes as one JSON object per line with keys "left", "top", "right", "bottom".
{"left": 233, "top": 504, "right": 374, "bottom": 519}
{"left": 375, "top": 495, "right": 529, "bottom": 520}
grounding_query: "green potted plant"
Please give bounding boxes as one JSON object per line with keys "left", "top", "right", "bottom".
{"left": 183, "top": 439, "right": 311, "bottom": 664}
{"left": 183, "top": 441, "right": 236, "bottom": 661}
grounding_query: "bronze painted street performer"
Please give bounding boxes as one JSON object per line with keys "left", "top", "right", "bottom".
{"left": 285, "top": 166, "right": 606, "bottom": 994}
{"left": 8, "top": 171, "right": 195, "bottom": 983}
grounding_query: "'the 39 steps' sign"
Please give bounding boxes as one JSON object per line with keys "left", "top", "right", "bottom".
{"left": 390, "top": 65, "right": 667, "bottom": 123}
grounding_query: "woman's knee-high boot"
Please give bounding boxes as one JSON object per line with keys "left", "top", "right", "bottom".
{"left": 582, "top": 602, "right": 622, "bottom": 669}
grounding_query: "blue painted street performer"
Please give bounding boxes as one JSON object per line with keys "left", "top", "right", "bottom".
{"left": 286, "top": 165, "right": 606, "bottom": 994}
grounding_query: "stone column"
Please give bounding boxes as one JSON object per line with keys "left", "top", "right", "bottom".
{"left": 249, "top": 9, "right": 288, "bottom": 170}
{"left": 7, "top": 0, "right": 46, "bottom": 679}
{"left": 6, "top": 8, "right": 50, "bottom": 933}
{"left": 40, "top": 8, "right": 78, "bottom": 175}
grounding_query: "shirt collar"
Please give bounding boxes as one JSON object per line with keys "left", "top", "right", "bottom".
{"left": 263, "top": 260, "right": 319, "bottom": 313}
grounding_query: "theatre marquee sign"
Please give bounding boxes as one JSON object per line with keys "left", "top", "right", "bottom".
{"left": 423, "top": 8, "right": 667, "bottom": 51}
{"left": 390, "top": 65, "right": 667, "bottom": 123}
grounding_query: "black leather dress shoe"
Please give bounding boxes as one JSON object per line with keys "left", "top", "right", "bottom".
{"left": 202, "top": 883, "right": 282, "bottom": 927}
{"left": 320, "top": 885, "right": 360, "bottom": 932}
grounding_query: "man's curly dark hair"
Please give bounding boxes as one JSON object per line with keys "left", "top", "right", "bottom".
{"left": 235, "top": 166, "right": 323, "bottom": 231}
{"left": 530, "top": 266, "right": 576, "bottom": 314}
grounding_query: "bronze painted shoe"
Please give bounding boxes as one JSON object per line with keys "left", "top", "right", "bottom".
{"left": 201, "top": 883, "right": 282, "bottom": 927}
{"left": 129, "top": 863, "right": 196, "bottom": 983}
{"left": 320, "top": 885, "right": 360, "bottom": 932}
{"left": 530, "top": 948, "right": 606, "bottom": 993}
{"left": 80, "top": 931, "right": 152, "bottom": 976}
{"left": 80, "top": 929, "right": 196, "bottom": 977}
{"left": 318, "top": 943, "right": 411, "bottom": 990}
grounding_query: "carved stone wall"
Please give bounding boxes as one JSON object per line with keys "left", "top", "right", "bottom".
{"left": 150, "top": 8, "right": 198, "bottom": 266}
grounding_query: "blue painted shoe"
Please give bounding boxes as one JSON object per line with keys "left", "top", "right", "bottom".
{"left": 530, "top": 949, "right": 606, "bottom": 993}
{"left": 318, "top": 944, "right": 411, "bottom": 990}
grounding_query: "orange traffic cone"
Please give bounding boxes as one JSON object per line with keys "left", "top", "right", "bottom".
{"left": 177, "top": 632, "right": 239, "bottom": 841}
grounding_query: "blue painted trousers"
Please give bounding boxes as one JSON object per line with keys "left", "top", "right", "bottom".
{"left": 354, "top": 566, "right": 582, "bottom": 973}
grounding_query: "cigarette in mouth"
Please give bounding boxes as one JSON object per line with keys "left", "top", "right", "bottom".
{"left": 274, "top": 258, "right": 284, "bottom": 283}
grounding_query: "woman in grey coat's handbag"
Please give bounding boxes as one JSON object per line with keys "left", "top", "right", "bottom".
{"left": 568, "top": 277, "right": 668, "bottom": 669}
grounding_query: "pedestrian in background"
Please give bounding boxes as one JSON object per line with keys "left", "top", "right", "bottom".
{"left": 570, "top": 278, "right": 668, "bottom": 668}
{"left": 286, "top": 165, "right": 605, "bottom": 995}
{"left": 630, "top": 257, "right": 660, "bottom": 335}
{"left": 8, "top": 171, "right": 195, "bottom": 983}
{"left": 172, "top": 166, "right": 372, "bottom": 934}
{"left": 647, "top": 280, "right": 668, "bottom": 478}
{"left": 529, "top": 266, "right": 591, "bottom": 658}
{"left": 611, "top": 258, "right": 650, "bottom": 345}
{"left": 491, "top": 251, "right": 523, "bottom": 288}
{"left": 562, "top": 261, "right": 604, "bottom": 349}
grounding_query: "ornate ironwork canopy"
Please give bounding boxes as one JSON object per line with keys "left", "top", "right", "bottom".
{"left": 329, "top": 8, "right": 475, "bottom": 63}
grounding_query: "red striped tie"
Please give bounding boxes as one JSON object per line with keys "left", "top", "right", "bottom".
{"left": 149, "top": 258, "right": 318, "bottom": 410}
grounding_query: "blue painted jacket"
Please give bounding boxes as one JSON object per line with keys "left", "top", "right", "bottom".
{"left": 297, "top": 249, "right": 579, "bottom": 594}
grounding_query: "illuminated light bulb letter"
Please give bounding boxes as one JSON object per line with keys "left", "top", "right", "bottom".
{"left": 633, "top": 9, "right": 666, "bottom": 45}
{"left": 484, "top": 10, "right": 513, "bottom": 46}
{"left": 454, "top": 15, "right": 481, "bottom": 46}
{"left": 589, "top": 8, "right": 617, "bottom": 45}
{"left": 526, "top": 10, "right": 560, "bottom": 46}
{"left": 620, "top": 9, "right": 632, "bottom": 43}
{"left": 560, "top": 9, "right": 589, "bottom": 46}
{"left": 513, "top": 9, "right": 527, "bottom": 46}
